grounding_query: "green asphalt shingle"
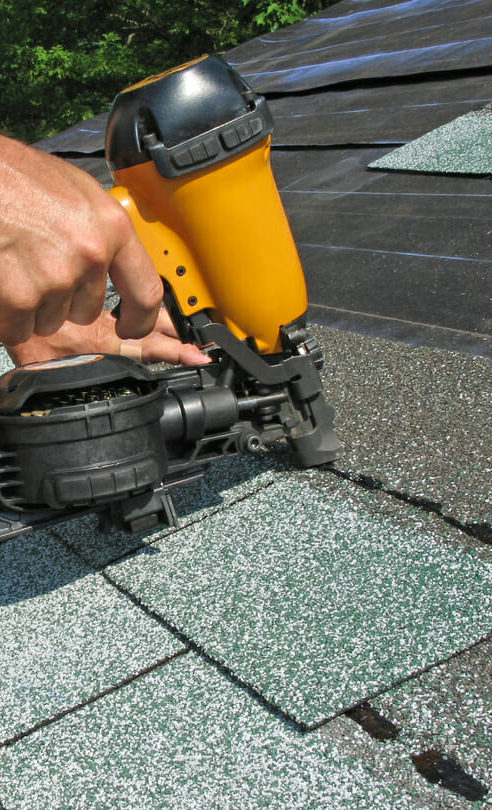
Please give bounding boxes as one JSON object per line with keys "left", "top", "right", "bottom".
{"left": 368, "top": 106, "right": 492, "bottom": 175}
{"left": 0, "top": 654, "right": 464, "bottom": 810}
{"left": 0, "top": 530, "right": 184, "bottom": 742}
{"left": 105, "top": 475, "right": 492, "bottom": 727}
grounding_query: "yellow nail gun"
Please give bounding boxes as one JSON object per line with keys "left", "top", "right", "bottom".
{"left": 0, "top": 55, "right": 342, "bottom": 541}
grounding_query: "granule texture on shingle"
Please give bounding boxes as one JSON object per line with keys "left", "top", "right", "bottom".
{"left": 368, "top": 106, "right": 492, "bottom": 174}
{"left": 106, "top": 476, "right": 492, "bottom": 726}
{"left": 311, "top": 326, "right": 491, "bottom": 527}
{"left": 371, "top": 637, "right": 492, "bottom": 800}
{"left": 0, "top": 654, "right": 448, "bottom": 810}
{"left": 317, "top": 714, "right": 491, "bottom": 810}
{"left": 0, "top": 348, "right": 12, "bottom": 374}
{"left": 0, "top": 530, "right": 184, "bottom": 741}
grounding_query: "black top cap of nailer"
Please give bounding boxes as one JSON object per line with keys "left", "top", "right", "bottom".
{"left": 105, "top": 55, "right": 273, "bottom": 178}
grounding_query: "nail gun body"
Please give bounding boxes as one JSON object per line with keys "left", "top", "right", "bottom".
{"left": 0, "top": 55, "right": 341, "bottom": 542}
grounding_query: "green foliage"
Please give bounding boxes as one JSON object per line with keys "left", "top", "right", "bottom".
{"left": 0, "top": 0, "right": 329, "bottom": 142}
{"left": 243, "top": 0, "right": 324, "bottom": 30}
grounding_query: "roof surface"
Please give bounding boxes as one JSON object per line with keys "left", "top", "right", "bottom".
{"left": 1, "top": 1, "right": 491, "bottom": 807}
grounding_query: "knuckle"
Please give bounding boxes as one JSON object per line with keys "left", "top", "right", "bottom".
{"left": 80, "top": 202, "right": 133, "bottom": 270}
{"left": 78, "top": 233, "right": 109, "bottom": 270}
{"left": 105, "top": 198, "right": 133, "bottom": 237}
{"left": 47, "top": 266, "right": 74, "bottom": 294}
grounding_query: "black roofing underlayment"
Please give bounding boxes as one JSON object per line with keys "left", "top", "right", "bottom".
{"left": 226, "top": 0, "right": 492, "bottom": 93}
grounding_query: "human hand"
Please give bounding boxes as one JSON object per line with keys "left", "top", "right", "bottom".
{"left": 0, "top": 136, "right": 163, "bottom": 345}
{"left": 6, "top": 308, "right": 210, "bottom": 367}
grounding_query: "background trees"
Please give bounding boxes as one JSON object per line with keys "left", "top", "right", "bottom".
{"left": 0, "top": 0, "right": 330, "bottom": 141}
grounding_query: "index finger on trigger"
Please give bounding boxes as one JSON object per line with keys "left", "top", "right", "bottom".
{"left": 109, "top": 236, "right": 164, "bottom": 340}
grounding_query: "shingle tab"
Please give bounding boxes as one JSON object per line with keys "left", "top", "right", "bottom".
{"left": 0, "top": 654, "right": 453, "bottom": 810}
{"left": 0, "top": 530, "right": 184, "bottom": 741}
{"left": 106, "top": 476, "right": 492, "bottom": 726}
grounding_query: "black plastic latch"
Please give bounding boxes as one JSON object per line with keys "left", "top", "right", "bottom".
{"left": 111, "top": 486, "right": 178, "bottom": 533}
{"left": 145, "top": 97, "right": 273, "bottom": 179}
